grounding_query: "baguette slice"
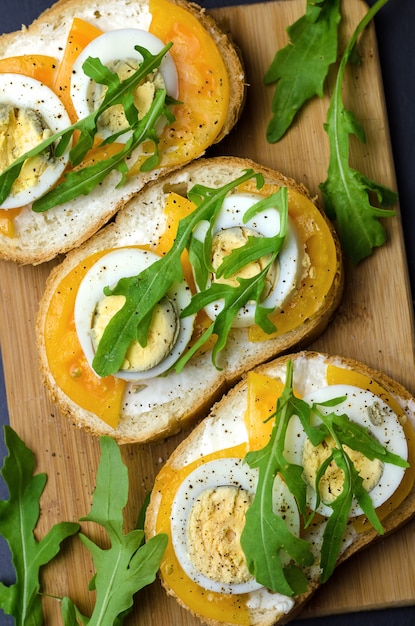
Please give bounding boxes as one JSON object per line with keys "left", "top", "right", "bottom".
{"left": 0, "top": 0, "right": 244, "bottom": 264}
{"left": 36, "top": 156, "right": 343, "bottom": 444}
{"left": 145, "top": 350, "right": 415, "bottom": 626}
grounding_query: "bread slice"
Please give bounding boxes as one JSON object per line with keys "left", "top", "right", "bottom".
{"left": 144, "top": 350, "right": 415, "bottom": 626}
{"left": 35, "top": 156, "right": 343, "bottom": 444}
{"left": 0, "top": 0, "right": 245, "bottom": 264}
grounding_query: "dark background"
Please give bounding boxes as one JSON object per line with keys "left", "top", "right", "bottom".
{"left": 1, "top": 0, "right": 414, "bottom": 625}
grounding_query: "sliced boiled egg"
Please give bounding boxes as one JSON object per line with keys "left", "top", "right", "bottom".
{"left": 171, "top": 457, "right": 300, "bottom": 595}
{"left": 192, "top": 193, "right": 302, "bottom": 327}
{"left": 284, "top": 384, "right": 408, "bottom": 518}
{"left": 74, "top": 247, "right": 194, "bottom": 381}
{"left": 70, "top": 29, "right": 179, "bottom": 140}
{"left": 0, "top": 73, "right": 71, "bottom": 209}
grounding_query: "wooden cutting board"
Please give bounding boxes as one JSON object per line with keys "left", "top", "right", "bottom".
{"left": 1, "top": 0, "right": 415, "bottom": 623}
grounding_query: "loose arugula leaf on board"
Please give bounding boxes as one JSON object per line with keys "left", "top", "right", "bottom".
{"left": 0, "top": 426, "right": 79, "bottom": 626}
{"left": 265, "top": 0, "right": 341, "bottom": 142}
{"left": 0, "top": 44, "right": 175, "bottom": 210}
{"left": 91, "top": 169, "right": 271, "bottom": 377}
{"left": 241, "top": 361, "right": 314, "bottom": 595}
{"left": 319, "top": 0, "right": 397, "bottom": 263}
{"left": 62, "top": 437, "right": 167, "bottom": 626}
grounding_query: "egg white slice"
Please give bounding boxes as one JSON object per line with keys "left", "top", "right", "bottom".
{"left": 193, "top": 193, "right": 302, "bottom": 327}
{"left": 74, "top": 247, "right": 194, "bottom": 381}
{"left": 0, "top": 73, "right": 71, "bottom": 209}
{"left": 170, "top": 457, "right": 300, "bottom": 595}
{"left": 284, "top": 384, "right": 408, "bottom": 518}
{"left": 70, "top": 28, "right": 179, "bottom": 140}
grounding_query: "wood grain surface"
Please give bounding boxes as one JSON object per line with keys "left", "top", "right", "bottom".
{"left": 1, "top": 0, "right": 415, "bottom": 623}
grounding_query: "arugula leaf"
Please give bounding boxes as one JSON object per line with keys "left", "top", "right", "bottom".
{"left": 0, "top": 426, "right": 79, "bottom": 626}
{"left": 317, "top": 448, "right": 354, "bottom": 581}
{"left": 265, "top": 0, "right": 341, "bottom": 142}
{"left": 319, "top": 0, "right": 397, "bottom": 263}
{"left": 241, "top": 361, "right": 314, "bottom": 595}
{"left": 329, "top": 411, "right": 409, "bottom": 468}
{"left": 62, "top": 436, "right": 167, "bottom": 626}
{"left": 91, "top": 168, "right": 284, "bottom": 377}
{"left": 0, "top": 44, "right": 175, "bottom": 210}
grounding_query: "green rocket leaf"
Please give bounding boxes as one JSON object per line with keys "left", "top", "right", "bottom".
{"left": 62, "top": 437, "right": 167, "bottom": 626}
{"left": 265, "top": 0, "right": 341, "bottom": 142}
{"left": 0, "top": 426, "right": 79, "bottom": 626}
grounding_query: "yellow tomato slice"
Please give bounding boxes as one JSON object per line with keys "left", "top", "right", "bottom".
{"left": 0, "top": 208, "right": 21, "bottom": 238}
{"left": 245, "top": 371, "right": 282, "bottom": 450}
{"left": 43, "top": 192, "right": 196, "bottom": 428}
{"left": 0, "top": 55, "right": 57, "bottom": 85}
{"left": 52, "top": 17, "right": 103, "bottom": 121}
{"left": 130, "top": 0, "right": 231, "bottom": 170}
{"left": 44, "top": 249, "right": 126, "bottom": 429}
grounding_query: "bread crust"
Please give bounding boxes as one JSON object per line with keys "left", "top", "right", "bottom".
{"left": 0, "top": 0, "right": 245, "bottom": 264}
{"left": 36, "top": 156, "right": 343, "bottom": 444}
{"left": 145, "top": 350, "right": 415, "bottom": 626}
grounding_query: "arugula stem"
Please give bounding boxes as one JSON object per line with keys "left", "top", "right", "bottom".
{"left": 330, "top": 0, "right": 389, "bottom": 196}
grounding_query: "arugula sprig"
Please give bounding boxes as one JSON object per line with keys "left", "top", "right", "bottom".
{"left": 61, "top": 436, "right": 167, "bottom": 626}
{"left": 307, "top": 398, "right": 409, "bottom": 581}
{"left": 175, "top": 187, "right": 288, "bottom": 372}
{"left": 0, "top": 426, "right": 79, "bottom": 626}
{"left": 241, "top": 361, "right": 409, "bottom": 592}
{"left": 240, "top": 361, "right": 315, "bottom": 596}
{"left": 265, "top": 0, "right": 396, "bottom": 262}
{"left": 92, "top": 171, "right": 288, "bottom": 376}
{"left": 32, "top": 88, "right": 173, "bottom": 213}
{"left": 319, "top": 0, "right": 398, "bottom": 263}
{"left": 264, "top": 0, "right": 341, "bottom": 142}
{"left": 0, "top": 44, "right": 176, "bottom": 211}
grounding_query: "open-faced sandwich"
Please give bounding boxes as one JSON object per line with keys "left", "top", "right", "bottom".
{"left": 0, "top": 0, "right": 244, "bottom": 264}
{"left": 36, "top": 156, "right": 343, "bottom": 443}
{"left": 145, "top": 350, "right": 415, "bottom": 626}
